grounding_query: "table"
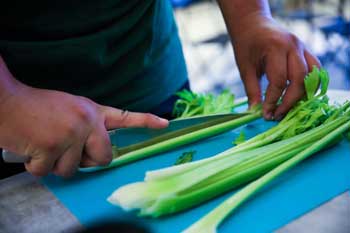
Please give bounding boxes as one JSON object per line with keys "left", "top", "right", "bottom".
{"left": 0, "top": 172, "right": 349, "bottom": 232}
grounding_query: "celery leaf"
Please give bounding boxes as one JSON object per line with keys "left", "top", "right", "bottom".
{"left": 174, "top": 151, "right": 196, "bottom": 165}
{"left": 304, "top": 66, "right": 320, "bottom": 100}
{"left": 319, "top": 68, "right": 330, "bottom": 96}
{"left": 233, "top": 131, "right": 246, "bottom": 145}
{"left": 173, "top": 89, "right": 236, "bottom": 118}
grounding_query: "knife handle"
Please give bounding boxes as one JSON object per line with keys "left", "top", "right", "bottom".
{"left": 2, "top": 149, "right": 29, "bottom": 163}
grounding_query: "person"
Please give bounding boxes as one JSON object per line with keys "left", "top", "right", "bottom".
{"left": 0, "top": 0, "right": 320, "bottom": 178}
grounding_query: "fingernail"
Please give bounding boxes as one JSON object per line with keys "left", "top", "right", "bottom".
{"left": 264, "top": 112, "right": 273, "bottom": 120}
{"left": 158, "top": 117, "right": 169, "bottom": 125}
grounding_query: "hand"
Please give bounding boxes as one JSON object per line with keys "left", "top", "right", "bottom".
{"left": 232, "top": 14, "right": 321, "bottom": 120}
{"left": 0, "top": 61, "right": 168, "bottom": 177}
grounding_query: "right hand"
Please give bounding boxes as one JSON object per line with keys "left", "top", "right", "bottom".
{"left": 0, "top": 59, "right": 168, "bottom": 177}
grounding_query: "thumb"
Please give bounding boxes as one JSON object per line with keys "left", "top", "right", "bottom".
{"left": 101, "top": 106, "right": 169, "bottom": 130}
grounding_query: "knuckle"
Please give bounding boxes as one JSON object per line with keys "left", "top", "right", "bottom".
{"left": 63, "top": 122, "right": 79, "bottom": 138}
{"left": 269, "top": 35, "right": 287, "bottom": 49}
{"left": 135, "top": 113, "right": 153, "bottom": 127}
{"left": 42, "top": 138, "right": 60, "bottom": 152}
{"left": 73, "top": 103, "right": 94, "bottom": 124}
{"left": 26, "top": 165, "right": 48, "bottom": 177}
{"left": 144, "top": 113, "right": 154, "bottom": 122}
{"left": 289, "top": 34, "right": 304, "bottom": 51}
{"left": 144, "top": 113, "right": 157, "bottom": 127}
{"left": 270, "top": 79, "right": 287, "bottom": 90}
{"left": 78, "top": 96, "right": 96, "bottom": 106}
{"left": 289, "top": 33, "right": 300, "bottom": 45}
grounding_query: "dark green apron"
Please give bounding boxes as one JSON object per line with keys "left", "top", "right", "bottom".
{"left": 0, "top": 0, "right": 188, "bottom": 112}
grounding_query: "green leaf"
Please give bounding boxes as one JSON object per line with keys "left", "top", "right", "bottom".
{"left": 172, "top": 89, "right": 236, "bottom": 118}
{"left": 233, "top": 131, "right": 246, "bottom": 145}
{"left": 176, "top": 89, "right": 195, "bottom": 102}
{"left": 174, "top": 151, "right": 196, "bottom": 165}
{"left": 304, "top": 66, "right": 320, "bottom": 100}
{"left": 319, "top": 68, "right": 330, "bottom": 96}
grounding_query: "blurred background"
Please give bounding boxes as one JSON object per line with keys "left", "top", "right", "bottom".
{"left": 171, "top": 0, "right": 350, "bottom": 97}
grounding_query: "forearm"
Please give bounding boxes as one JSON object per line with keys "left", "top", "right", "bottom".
{"left": 217, "top": 0, "right": 272, "bottom": 40}
{"left": 0, "top": 55, "right": 19, "bottom": 108}
{"left": 0, "top": 55, "right": 18, "bottom": 147}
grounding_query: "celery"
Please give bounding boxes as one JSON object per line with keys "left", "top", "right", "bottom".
{"left": 174, "top": 151, "right": 195, "bottom": 165}
{"left": 183, "top": 121, "right": 350, "bottom": 233}
{"left": 143, "top": 68, "right": 335, "bottom": 181}
{"left": 173, "top": 89, "right": 247, "bottom": 118}
{"left": 108, "top": 68, "right": 348, "bottom": 225}
{"left": 80, "top": 110, "right": 261, "bottom": 172}
{"left": 232, "top": 131, "right": 246, "bottom": 145}
{"left": 107, "top": 112, "right": 261, "bottom": 169}
{"left": 108, "top": 113, "right": 349, "bottom": 216}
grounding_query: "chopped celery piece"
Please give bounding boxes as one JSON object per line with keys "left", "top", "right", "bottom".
{"left": 175, "top": 151, "right": 196, "bottom": 165}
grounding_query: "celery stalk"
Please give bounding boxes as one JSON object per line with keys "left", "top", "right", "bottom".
{"left": 109, "top": 112, "right": 261, "bottom": 168}
{"left": 183, "top": 121, "right": 350, "bottom": 233}
{"left": 80, "top": 111, "right": 261, "bottom": 172}
{"left": 109, "top": 114, "right": 348, "bottom": 216}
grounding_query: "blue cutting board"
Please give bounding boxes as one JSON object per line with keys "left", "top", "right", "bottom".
{"left": 42, "top": 118, "right": 350, "bottom": 233}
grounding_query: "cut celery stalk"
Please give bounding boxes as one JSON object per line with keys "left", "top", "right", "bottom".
{"left": 183, "top": 121, "right": 350, "bottom": 233}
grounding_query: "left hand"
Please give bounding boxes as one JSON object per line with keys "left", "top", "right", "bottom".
{"left": 232, "top": 14, "right": 321, "bottom": 120}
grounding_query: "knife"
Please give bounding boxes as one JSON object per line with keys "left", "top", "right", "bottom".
{"left": 2, "top": 112, "right": 253, "bottom": 171}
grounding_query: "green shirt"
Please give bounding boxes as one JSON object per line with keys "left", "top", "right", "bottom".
{"left": 0, "top": 0, "right": 188, "bottom": 112}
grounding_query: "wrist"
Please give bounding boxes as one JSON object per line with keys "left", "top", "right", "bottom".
{"left": 218, "top": 0, "right": 273, "bottom": 41}
{"left": 231, "top": 12, "right": 274, "bottom": 42}
{"left": 0, "top": 56, "right": 24, "bottom": 123}
{"left": 0, "top": 56, "right": 21, "bottom": 105}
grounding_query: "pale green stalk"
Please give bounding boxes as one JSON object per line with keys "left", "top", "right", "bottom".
{"left": 183, "top": 121, "right": 350, "bottom": 233}
{"left": 109, "top": 116, "right": 348, "bottom": 216}
{"left": 145, "top": 121, "right": 294, "bottom": 181}
{"left": 81, "top": 112, "right": 261, "bottom": 172}
{"left": 145, "top": 103, "right": 331, "bottom": 181}
{"left": 110, "top": 113, "right": 260, "bottom": 167}
{"left": 139, "top": 146, "right": 307, "bottom": 217}
{"left": 141, "top": 117, "right": 348, "bottom": 216}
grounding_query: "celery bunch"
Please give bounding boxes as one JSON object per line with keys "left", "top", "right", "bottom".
{"left": 108, "top": 68, "right": 350, "bottom": 231}
{"left": 182, "top": 68, "right": 349, "bottom": 233}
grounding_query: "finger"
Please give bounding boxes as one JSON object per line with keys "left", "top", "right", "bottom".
{"left": 304, "top": 49, "right": 321, "bottom": 72}
{"left": 52, "top": 144, "right": 83, "bottom": 177}
{"left": 240, "top": 66, "right": 262, "bottom": 107}
{"left": 274, "top": 51, "right": 308, "bottom": 120}
{"left": 263, "top": 52, "right": 288, "bottom": 120}
{"left": 102, "top": 106, "right": 169, "bottom": 129}
{"left": 80, "top": 154, "right": 100, "bottom": 168}
{"left": 84, "top": 123, "right": 113, "bottom": 166}
{"left": 24, "top": 153, "right": 58, "bottom": 177}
